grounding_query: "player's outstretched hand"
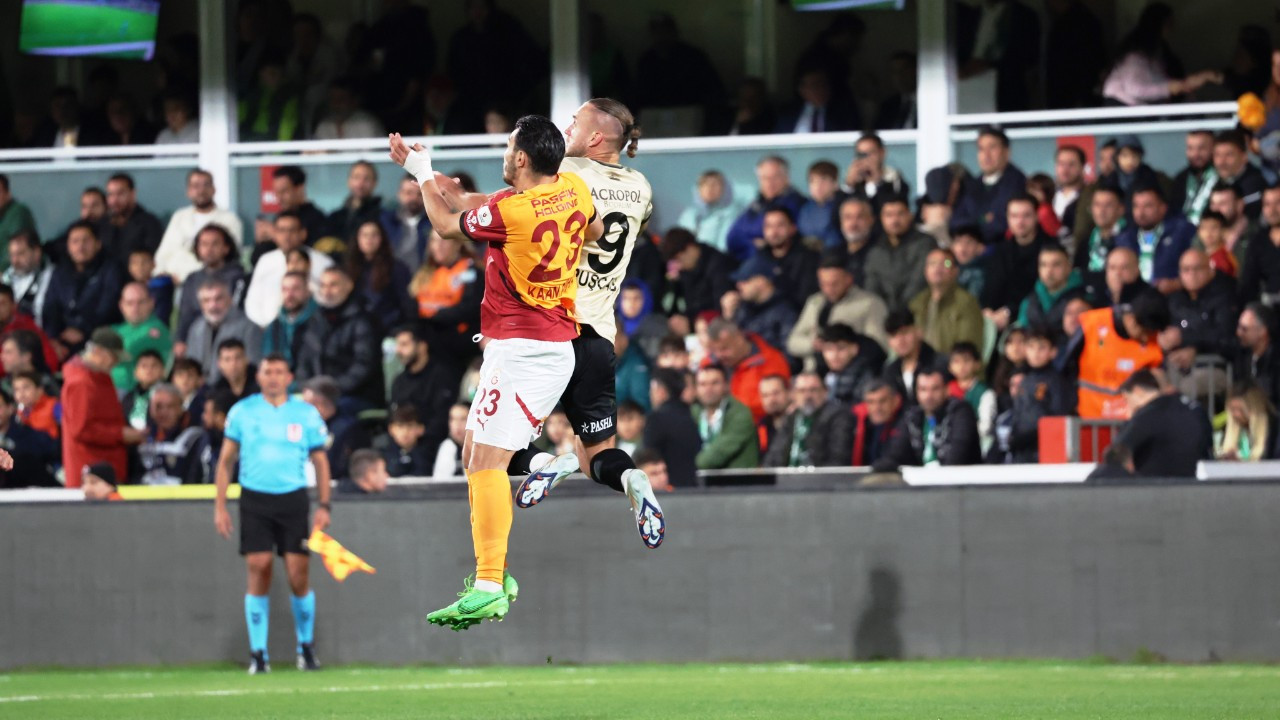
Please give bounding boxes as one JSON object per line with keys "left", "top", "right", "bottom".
{"left": 214, "top": 504, "right": 233, "bottom": 539}
{"left": 388, "top": 133, "right": 432, "bottom": 181}
{"left": 0, "top": 449, "right": 13, "bottom": 471}
{"left": 312, "top": 507, "right": 331, "bottom": 534}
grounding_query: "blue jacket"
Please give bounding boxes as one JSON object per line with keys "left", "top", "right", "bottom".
{"left": 1114, "top": 215, "right": 1195, "bottom": 283}
{"left": 379, "top": 208, "right": 432, "bottom": 268}
{"left": 724, "top": 188, "right": 807, "bottom": 263}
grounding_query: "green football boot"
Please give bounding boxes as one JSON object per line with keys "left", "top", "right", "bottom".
{"left": 427, "top": 576, "right": 511, "bottom": 630}
{"left": 504, "top": 569, "right": 519, "bottom": 604}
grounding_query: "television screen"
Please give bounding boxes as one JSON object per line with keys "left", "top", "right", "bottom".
{"left": 20, "top": 0, "right": 161, "bottom": 61}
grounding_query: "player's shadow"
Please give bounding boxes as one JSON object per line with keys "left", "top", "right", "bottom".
{"left": 852, "top": 566, "right": 903, "bottom": 660}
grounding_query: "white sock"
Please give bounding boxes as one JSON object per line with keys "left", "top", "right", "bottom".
{"left": 475, "top": 579, "right": 502, "bottom": 593}
{"left": 530, "top": 452, "right": 554, "bottom": 473}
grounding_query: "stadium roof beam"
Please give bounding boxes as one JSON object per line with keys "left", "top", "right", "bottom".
{"left": 549, "top": 0, "right": 590, "bottom": 130}
{"left": 916, "top": 0, "right": 956, "bottom": 191}
{"left": 198, "top": 0, "right": 236, "bottom": 209}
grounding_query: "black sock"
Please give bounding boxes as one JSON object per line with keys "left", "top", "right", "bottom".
{"left": 506, "top": 447, "right": 543, "bottom": 475}
{"left": 588, "top": 448, "right": 632, "bottom": 493}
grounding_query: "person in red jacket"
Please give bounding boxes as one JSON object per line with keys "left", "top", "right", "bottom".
{"left": 0, "top": 282, "right": 59, "bottom": 377}
{"left": 703, "top": 317, "right": 792, "bottom": 422}
{"left": 60, "top": 328, "right": 142, "bottom": 488}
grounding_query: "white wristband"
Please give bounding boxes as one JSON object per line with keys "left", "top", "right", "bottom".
{"left": 404, "top": 148, "right": 434, "bottom": 184}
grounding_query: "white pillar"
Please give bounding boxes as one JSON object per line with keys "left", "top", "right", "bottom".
{"left": 915, "top": 0, "right": 956, "bottom": 188}
{"left": 549, "top": 0, "right": 588, "bottom": 129}
{"left": 197, "top": 0, "right": 235, "bottom": 209}
{"left": 745, "top": 0, "right": 778, "bottom": 92}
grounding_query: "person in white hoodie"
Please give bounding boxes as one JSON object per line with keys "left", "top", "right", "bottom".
{"left": 154, "top": 169, "right": 244, "bottom": 283}
{"left": 675, "top": 170, "right": 747, "bottom": 254}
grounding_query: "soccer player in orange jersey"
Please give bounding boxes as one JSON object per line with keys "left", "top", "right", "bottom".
{"left": 389, "top": 116, "right": 603, "bottom": 628}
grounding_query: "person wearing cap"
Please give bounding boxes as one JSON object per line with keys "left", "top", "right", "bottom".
{"left": 1067, "top": 287, "right": 1179, "bottom": 419}
{"left": 731, "top": 254, "right": 797, "bottom": 355}
{"left": 917, "top": 163, "right": 967, "bottom": 248}
{"left": 60, "top": 327, "right": 143, "bottom": 488}
{"left": 787, "top": 252, "right": 889, "bottom": 372}
{"left": 1114, "top": 184, "right": 1194, "bottom": 295}
{"left": 659, "top": 227, "right": 735, "bottom": 334}
{"left": 952, "top": 126, "right": 1027, "bottom": 245}
{"left": 1098, "top": 135, "right": 1168, "bottom": 212}
{"left": 41, "top": 220, "right": 124, "bottom": 359}
{"left": 908, "top": 247, "right": 984, "bottom": 356}
{"left": 82, "top": 462, "right": 122, "bottom": 501}
{"left": 389, "top": 323, "right": 461, "bottom": 453}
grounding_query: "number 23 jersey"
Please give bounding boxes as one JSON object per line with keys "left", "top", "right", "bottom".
{"left": 460, "top": 171, "right": 597, "bottom": 342}
{"left": 559, "top": 156, "right": 653, "bottom": 341}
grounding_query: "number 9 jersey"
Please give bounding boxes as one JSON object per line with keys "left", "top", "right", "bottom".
{"left": 460, "top": 171, "right": 597, "bottom": 342}
{"left": 559, "top": 156, "right": 654, "bottom": 341}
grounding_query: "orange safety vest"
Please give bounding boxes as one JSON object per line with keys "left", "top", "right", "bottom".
{"left": 415, "top": 258, "right": 475, "bottom": 320}
{"left": 1076, "top": 308, "right": 1163, "bottom": 419}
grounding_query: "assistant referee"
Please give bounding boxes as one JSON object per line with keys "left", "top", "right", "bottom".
{"left": 214, "top": 353, "right": 331, "bottom": 674}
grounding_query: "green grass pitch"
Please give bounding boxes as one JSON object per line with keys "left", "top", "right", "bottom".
{"left": 4, "top": 661, "right": 1280, "bottom": 719}
{"left": 20, "top": 4, "right": 157, "bottom": 56}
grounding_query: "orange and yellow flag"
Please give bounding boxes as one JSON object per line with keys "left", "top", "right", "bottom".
{"left": 307, "top": 530, "right": 376, "bottom": 582}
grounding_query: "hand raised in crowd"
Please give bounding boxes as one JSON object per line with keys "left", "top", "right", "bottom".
{"left": 122, "top": 427, "right": 145, "bottom": 445}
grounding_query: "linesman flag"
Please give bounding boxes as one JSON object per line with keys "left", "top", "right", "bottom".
{"left": 308, "top": 530, "right": 377, "bottom": 582}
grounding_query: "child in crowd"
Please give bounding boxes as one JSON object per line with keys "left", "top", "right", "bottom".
{"left": 992, "top": 328, "right": 1074, "bottom": 463}
{"left": 1195, "top": 210, "right": 1237, "bottom": 277}
{"left": 617, "top": 400, "right": 647, "bottom": 458}
{"left": 655, "top": 334, "right": 691, "bottom": 372}
{"left": 169, "top": 358, "right": 206, "bottom": 415}
{"left": 127, "top": 247, "right": 174, "bottom": 323}
{"left": 431, "top": 403, "right": 468, "bottom": 479}
{"left": 675, "top": 170, "right": 744, "bottom": 253}
{"left": 947, "top": 342, "right": 996, "bottom": 451}
{"left": 12, "top": 369, "right": 59, "bottom": 441}
{"left": 798, "top": 161, "right": 841, "bottom": 243}
{"left": 534, "top": 408, "right": 575, "bottom": 456}
{"left": 122, "top": 350, "right": 165, "bottom": 430}
{"left": 381, "top": 404, "right": 432, "bottom": 478}
{"left": 632, "top": 448, "right": 674, "bottom": 492}
{"left": 1026, "top": 173, "right": 1062, "bottom": 238}
{"left": 286, "top": 247, "right": 311, "bottom": 276}
{"left": 989, "top": 326, "right": 1027, "bottom": 409}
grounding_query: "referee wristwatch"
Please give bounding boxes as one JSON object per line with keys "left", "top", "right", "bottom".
{"left": 319, "top": 502, "right": 332, "bottom": 512}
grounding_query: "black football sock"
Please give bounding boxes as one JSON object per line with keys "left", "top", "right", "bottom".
{"left": 588, "top": 448, "right": 632, "bottom": 493}
{"left": 506, "top": 447, "right": 544, "bottom": 475}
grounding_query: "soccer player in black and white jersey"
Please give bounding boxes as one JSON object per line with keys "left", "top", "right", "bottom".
{"left": 435, "top": 98, "right": 665, "bottom": 549}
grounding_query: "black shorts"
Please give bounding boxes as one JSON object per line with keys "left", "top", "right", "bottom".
{"left": 561, "top": 326, "right": 618, "bottom": 445}
{"left": 239, "top": 487, "right": 311, "bottom": 557}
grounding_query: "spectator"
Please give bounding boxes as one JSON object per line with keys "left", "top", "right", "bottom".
{"left": 31, "top": 86, "right": 85, "bottom": 149}
{"left": 918, "top": 164, "right": 967, "bottom": 247}
{"left": 775, "top": 67, "right": 860, "bottom": 134}
{"left": 124, "top": 247, "right": 172, "bottom": 325}
{"left": 660, "top": 228, "right": 735, "bottom": 329}
{"left": 631, "top": 448, "right": 674, "bottom": 492}
{"left": 1102, "top": 3, "right": 1221, "bottom": 106}
{"left": 169, "top": 357, "right": 206, "bottom": 415}
{"left": 991, "top": 327, "right": 1028, "bottom": 401}
{"left": 618, "top": 280, "right": 668, "bottom": 361}
{"left": 409, "top": 229, "right": 482, "bottom": 359}
{"left": 910, "top": 247, "right": 984, "bottom": 355}
{"left": 832, "top": 196, "right": 876, "bottom": 274}
{"left": 326, "top": 161, "right": 383, "bottom": 245}
{"left": 48, "top": 187, "right": 107, "bottom": 264}
{"left": 676, "top": 170, "right": 746, "bottom": 254}
{"left": 345, "top": 220, "right": 413, "bottom": 333}
{"left": 98, "top": 173, "right": 162, "bottom": 259}
{"left": 873, "top": 367, "right": 982, "bottom": 471}
{"left": 189, "top": 389, "right": 234, "bottom": 484}
{"left": 763, "top": 371, "right": 853, "bottom": 468}
{"left": 991, "top": 328, "right": 1072, "bottom": 463}
{"left": 102, "top": 93, "right": 155, "bottom": 145}
{"left": 185, "top": 278, "right": 263, "bottom": 383}
{"left": 1195, "top": 211, "right": 1237, "bottom": 278}
{"left": 4, "top": 232, "right": 52, "bottom": 323}
{"left": 238, "top": 51, "right": 300, "bottom": 141}
{"left": 155, "top": 170, "right": 244, "bottom": 283}
{"left": 725, "top": 156, "right": 806, "bottom": 263}
{"left": 616, "top": 400, "right": 646, "bottom": 457}
{"left": 1218, "top": 383, "right": 1278, "bottom": 461}
{"left": 1101, "top": 135, "right": 1168, "bottom": 212}
{"left": 533, "top": 409, "right": 576, "bottom": 456}
{"left": 297, "top": 268, "right": 383, "bottom": 410}
{"left": 755, "top": 373, "right": 789, "bottom": 452}
{"left": 12, "top": 370, "right": 58, "bottom": 441}
{"left": 263, "top": 166, "right": 328, "bottom": 250}
{"left": 851, "top": 379, "right": 903, "bottom": 467}
{"left": 431, "top": 403, "right": 468, "bottom": 479}
{"left": 136, "top": 383, "right": 204, "bottom": 485}
{"left": 1052, "top": 145, "right": 1086, "bottom": 240}
{"left": 864, "top": 196, "right": 935, "bottom": 312}
{"left": 876, "top": 51, "right": 917, "bottom": 129}
{"left": 958, "top": 0, "right": 1040, "bottom": 111}
{"left": 380, "top": 404, "right": 431, "bottom": 478}
{"left": 950, "top": 225, "right": 989, "bottom": 302}
{"left": 798, "top": 161, "right": 841, "bottom": 243}
{"left": 445, "top": 1, "right": 545, "bottom": 127}
{"left": 208, "top": 339, "right": 260, "bottom": 404}
{"left": 262, "top": 271, "right": 320, "bottom": 375}
{"left": 1115, "top": 369, "right": 1212, "bottom": 477}
{"left": 1213, "top": 130, "right": 1265, "bottom": 220}
{"left": 1166, "top": 249, "right": 1236, "bottom": 401}
{"left": 1072, "top": 288, "right": 1171, "bottom": 419}
{"left": 42, "top": 221, "right": 124, "bottom": 358}
{"left": 843, "top": 134, "right": 909, "bottom": 213}
{"left": 301, "top": 375, "right": 369, "bottom": 480}
{"left": 1027, "top": 173, "right": 1062, "bottom": 238}
{"left": 0, "top": 282, "right": 58, "bottom": 378}
{"left": 110, "top": 283, "right": 171, "bottom": 393}
{"left": 1206, "top": 183, "right": 1255, "bottom": 271}
{"left": 703, "top": 318, "right": 792, "bottom": 423}
{"left": 883, "top": 309, "right": 945, "bottom": 405}
{"left": 380, "top": 175, "right": 432, "bottom": 269}
{"left": 954, "top": 126, "right": 1027, "bottom": 244}
{"left": 121, "top": 350, "right": 165, "bottom": 429}
{"left": 1045, "top": 0, "right": 1106, "bottom": 109}
{"left": 758, "top": 207, "right": 819, "bottom": 311}
{"left": 0, "top": 387, "right": 57, "bottom": 489}
{"left": 1115, "top": 185, "right": 1194, "bottom": 294}
{"left": 61, "top": 328, "right": 141, "bottom": 488}
{"left": 655, "top": 334, "right": 691, "bottom": 371}
{"left": 1234, "top": 303, "right": 1280, "bottom": 410}
{"left": 728, "top": 77, "right": 776, "bottom": 136}
{"left": 340, "top": 448, "right": 390, "bottom": 495}
{"left": 175, "top": 225, "right": 247, "bottom": 347}
{"left": 1017, "top": 243, "right": 1086, "bottom": 341}
{"left": 692, "top": 364, "right": 759, "bottom": 470}
{"left": 787, "top": 253, "right": 889, "bottom": 371}
{"left": 1097, "top": 248, "right": 1149, "bottom": 313}
{"left": 633, "top": 12, "right": 723, "bottom": 132}
{"left": 244, "top": 211, "right": 334, "bottom": 328}
{"left": 80, "top": 462, "right": 122, "bottom": 499}
{"left": 1170, "top": 130, "right": 1218, "bottom": 224}
{"left": 389, "top": 324, "right": 461, "bottom": 453}
{"left": 1073, "top": 184, "right": 1127, "bottom": 280}
{"left": 0, "top": 175, "right": 37, "bottom": 268}
{"left": 645, "top": 367, "right": 701, "bottom": 487}
{"left": 154, "top": 91, "right": 199, "bottom": 145}
{"left": 1240, "top": 185, "right": 1280, "bottom": 306}
{"left": 819, "top": 323, "right": 885, "bottom": 405}
{"left": 984, "top": 193, "right": 1051, "bottom": 331}
{"left": 313, "top": 78, "right": 384, "bottom": 140}
{"left": 948, "top": 341, "right": 997, "bottom": 449}
{"left": 0, "top": 330, "right": 53, "bottom": 383}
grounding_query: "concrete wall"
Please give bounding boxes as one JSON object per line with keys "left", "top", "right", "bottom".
{"left": 3, "top": 482, "right": 1279, "bottom": 670}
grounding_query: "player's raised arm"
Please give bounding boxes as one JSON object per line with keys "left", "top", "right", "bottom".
{"left": 388, "top": 133, "right": 467, "bottom": 241}
{"left": 434, "top": 172, "right": 488, "bottom": 212}
{"left": 586, "top": 211, "right": 605, "bottom": 244}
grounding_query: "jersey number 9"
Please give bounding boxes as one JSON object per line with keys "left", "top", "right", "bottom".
{"left": 588, "top": 212, "right": 634, "bottom": 275}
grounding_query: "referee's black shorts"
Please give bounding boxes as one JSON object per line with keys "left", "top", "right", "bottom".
{"left": 560, "top": 325, "right": 618, "bottom": 445}
{"left": 239, "top": 487, "right": 311, "bottom": 557}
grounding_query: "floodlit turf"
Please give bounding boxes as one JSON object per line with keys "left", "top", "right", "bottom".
{"left": 4, "top": 661, "right": 1280, "bottom": 719}
{"left": 20, "top": 3, "right": 158, "bottom": 54}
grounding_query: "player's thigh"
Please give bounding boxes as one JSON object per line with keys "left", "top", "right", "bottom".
{"left": 239, "top": 489, "right": 280, "bottom": 557}
{"left": 467, "top": 339, "right": 575, "bottom": 456}
{"left": 561, "top": 334, "right": 618, "bottom": 445}
{"left": 275, "top": 489, "right": 311, "bottom": 559}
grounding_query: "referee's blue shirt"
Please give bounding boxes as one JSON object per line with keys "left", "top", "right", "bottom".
{"left": 225, "top": 394, "right": 330, "bottom": 494}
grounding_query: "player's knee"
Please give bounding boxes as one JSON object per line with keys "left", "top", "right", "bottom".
{"left": 589, "top": 447, "right": 633, "bottom": 492}
{"left": 246, "top": 554, "right": 273, "bottom": 576}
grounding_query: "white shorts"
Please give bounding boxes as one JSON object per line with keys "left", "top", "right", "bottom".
{"left": 466, "top": 337, "right": 576, "bottom": 451}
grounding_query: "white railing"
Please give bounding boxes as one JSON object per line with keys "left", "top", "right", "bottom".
{"left": 948, "top": 101, "right": 1237, "bottom": 127}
